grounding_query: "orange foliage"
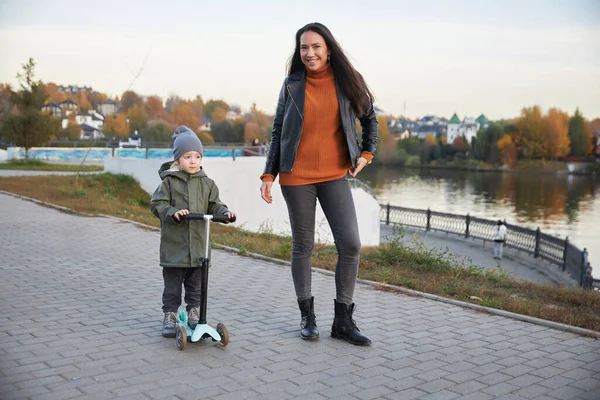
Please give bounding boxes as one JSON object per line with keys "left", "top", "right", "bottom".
{"left": 514, "top": 105, "right": 546, "bottom": 158}
{"left": 497, "top": 135, "right": 517, "bottom": 166}
{"left": 145, "top": 95, "right": 165, "bottom": 119}
{"left": 198, "top": 131, "right": 215, "bottom": 145}
{"left": 171, "top": 103, "right": 200, "bottom": 130}
{"left": 211, "top": 107, "right": 227, "bottom": 123}
{"left": 103, "top": 113, "right": 130, "bottom": 138}
{"left": 451, "top": 136, "right": 467, "bottom": 152}
{"left": 544, "top": 108, "right": 570, "bottom": 159}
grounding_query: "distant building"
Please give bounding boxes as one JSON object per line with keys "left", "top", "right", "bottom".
{"left": 97, "top": 99, "right": 119, "bottom": 116}
{"left": 60, "top": 110, "right": 105, "bottom": 140}
{"left": 226, "top": 110, "right": 241, "bottom": 121}
{"left": 73, "top": 110, "right": 104, "bottom": 130}
{"left": 80, "top": 123, "right": 104, "bottom": 140}
{"left": 41, "top": 101, "right": 62, "bottom": 117}
{"left": 447, "top": 113, "right": 490, "bottom": 145}
{"left": 199, "top": 117, "right": 213, "bottom": 132}
{"left": 413, "top": 115, "right": 447, "bottom": 139}
{"left": 389, "top": 117, "right": 417, "bottom": 136}
{"left": 59, "top": 99, "right": 78, "bottom": 112}
{"left": 58, "top": 85, "right": 94, "bottom": 95}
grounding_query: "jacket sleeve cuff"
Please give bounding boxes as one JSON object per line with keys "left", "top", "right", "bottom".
{"left": 260, "top": 174, "right": 275, "bottom": 182}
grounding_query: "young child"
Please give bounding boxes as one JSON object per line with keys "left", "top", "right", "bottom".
{"left": 150, "top": 125, "right": 236, "bottom": 338}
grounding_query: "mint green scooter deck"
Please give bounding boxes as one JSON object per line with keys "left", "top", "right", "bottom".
{"left": 177, "top": 310, "right": 221, "bottom": 343}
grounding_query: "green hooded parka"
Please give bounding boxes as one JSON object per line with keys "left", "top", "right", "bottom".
{"left": 150, "top": 161, "right": 229, "bottom": 268}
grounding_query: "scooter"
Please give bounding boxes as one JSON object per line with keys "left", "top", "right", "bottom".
{"left": 175, "top": 213, "right": 236, "bottom": 351}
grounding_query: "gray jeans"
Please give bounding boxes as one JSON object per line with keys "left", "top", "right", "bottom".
{"left": 493, "top": 241, "right": 504, "bottom": 259}
{"left": 281, "top": 177, "right": 361, "bottom": 305}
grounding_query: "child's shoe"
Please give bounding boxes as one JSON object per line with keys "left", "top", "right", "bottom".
{"left": 188, "top": 306, "right": 200, "bottom": 329}
{"left": 162, "top": 312, "right": 177, "bottom": 338}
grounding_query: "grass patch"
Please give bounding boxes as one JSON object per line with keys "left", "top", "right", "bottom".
{"left": 0, "top": 159, "right": 103, "bottom": 172}
{"left": 1, "top": 174, "right": 599, "bottom": 332}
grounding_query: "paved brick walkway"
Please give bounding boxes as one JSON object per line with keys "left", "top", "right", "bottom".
{"left": 1, "top": 192, "right": 599, "bottom": 400}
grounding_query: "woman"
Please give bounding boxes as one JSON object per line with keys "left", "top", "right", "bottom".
{"left": 259, "top": 22, "right": 378, "bottom": 346}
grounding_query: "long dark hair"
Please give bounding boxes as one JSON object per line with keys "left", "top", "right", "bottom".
{"left": 287, "top": 22, "right": 374, "bottom": 116}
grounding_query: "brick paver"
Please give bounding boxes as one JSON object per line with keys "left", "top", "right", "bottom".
{"left": 1, "top": 192, "right": 599, "bottom": 399}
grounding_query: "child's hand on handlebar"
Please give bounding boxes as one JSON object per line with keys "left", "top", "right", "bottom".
{"left": 173, "top": 209, "right": 190, "bottom": 222}
{"left": 225, "top": 211, "right": 237, "bottom": 223}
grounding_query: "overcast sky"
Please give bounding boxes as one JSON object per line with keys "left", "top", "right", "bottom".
{"left": 0, "top": 0, "right": 598, "bottom": 120}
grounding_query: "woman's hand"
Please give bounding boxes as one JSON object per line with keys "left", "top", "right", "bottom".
{"left": 349, "top": 157, "right": 369, "bottom": 177}
{"left": 260, "top": 181, "right": 273, "bottom": 204}
{"left": 173, "top": 209, "right": 189, "bottom": 222}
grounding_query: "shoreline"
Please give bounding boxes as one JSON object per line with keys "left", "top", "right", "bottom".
{"left": 374, "top": 161, "right": 600, "bottom": 176}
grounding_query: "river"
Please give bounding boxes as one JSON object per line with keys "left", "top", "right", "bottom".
{"left": 358, "top": 166, "right": 600, "bottom": 278}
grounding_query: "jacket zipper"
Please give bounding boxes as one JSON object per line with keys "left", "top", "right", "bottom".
{"left": 286, "top": 84, "right": 303, "bottom": 120}
{"left": 286, "top": 83, "right": 304, "bottom": 172}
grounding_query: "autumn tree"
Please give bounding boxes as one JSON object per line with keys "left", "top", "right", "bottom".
{"left": 375, "top": 115, "right": 395, "bottom": 162}
{"left": 211, "top": 106, "right": 227, "bottom": 123}
{"left": 171, "top": 103, "right": 199, "bottom": 130}
{"left": 475, "top": 122, "right": 503, "bottom": 162}
{"left": 246, "top": 103, "right": 272, "bottom": 143}
{"left": 44, "top": 82, "right": 67, "bottom": 105}
{"left": 188, "top": 95, "right": 205, "bottom": 120}
{"left": 198, "top": 131, "right": 215, "bottom": 145}
{"left": 61, "top": 113, "right": 81, "bottom": 140}
{"left": 543, "top": 108, "right": 570, "bottom": 159}
{"left": 145, "top": 95, "right": 165, "bottom": 120}
{"left": 205, "top": 99, "right": 230, "bottom": 120}
{"left": 120, "top": 90, "right": 143, "bottom": 114}
{"left": 590, "top": 118, "right": 600, "bottom": 135}
{"left": 497, "top": 135, "right": 517, "bottom": 166}
{"left": 1, "top": 58, "right": 59, "bottom": 158}
{"left": 79, "top": 92, "right": 91, "bottom": 111}
{"left": 568, "top": 109, "right": 593, "bottom": 156}
{"left": 451, "top": 136, "right": 468, "bottom": 153}
{"left": 103, "top": 113, "right": 129, "bottom": 138}
{"left": 244, "top": 121, "right": 260, "bottom": 144}
{"left": 514, "top": 105, "right": 546, "bottom": 159}
{"left": 165, "top": 95, "right": 182, "bottom": 113}
{"left": 127, "top": 103, "right": 148, "bottom": 133}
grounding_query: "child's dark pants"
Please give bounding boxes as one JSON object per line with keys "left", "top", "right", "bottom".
{"left": 162, "top": 267, "right": 202, "bottom": 313}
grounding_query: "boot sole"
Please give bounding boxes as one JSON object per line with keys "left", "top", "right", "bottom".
{"left": 301, "top": 334, "right": 319, "bottom": 340}
{"left": 331, "top": 332, "right": 371, "bottom": 346}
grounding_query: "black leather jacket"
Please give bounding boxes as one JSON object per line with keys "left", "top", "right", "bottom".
{"left": 262, "top": 70, "right": 378, "bottom": 179}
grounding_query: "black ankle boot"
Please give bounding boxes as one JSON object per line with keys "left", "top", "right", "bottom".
{"left": 297, "top": 297, "right": 319, "bottom": 340}
{"left": 331, "top": 300, "right": 371, "bottom": 346}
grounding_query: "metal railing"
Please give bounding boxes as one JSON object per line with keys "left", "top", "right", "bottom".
{"left": 381, "top": 204, "right": 598, "bottom": 289}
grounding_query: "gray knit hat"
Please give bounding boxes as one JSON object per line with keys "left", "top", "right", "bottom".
{"left": 172, "top": 125, "right": 203, "bottom": 160}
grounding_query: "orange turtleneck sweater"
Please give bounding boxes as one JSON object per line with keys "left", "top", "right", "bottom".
{"left": 262, "top": 64, "right": 373, "bottom": 185}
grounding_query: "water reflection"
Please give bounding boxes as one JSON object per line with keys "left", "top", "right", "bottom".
{"left": 359, "top": 166, "right": 600, "bottom": 276}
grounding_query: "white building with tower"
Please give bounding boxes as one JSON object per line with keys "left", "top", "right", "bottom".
{"left": 447, "top": 113, "right": 490, "bottom": 145}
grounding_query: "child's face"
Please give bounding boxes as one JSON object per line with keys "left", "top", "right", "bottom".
{"left": 176, "top": 151, "right": 202, "bottom": 174}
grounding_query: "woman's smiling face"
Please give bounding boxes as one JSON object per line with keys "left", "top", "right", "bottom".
{"left": 300, "top": 30, "right": 329, "bottom": 72}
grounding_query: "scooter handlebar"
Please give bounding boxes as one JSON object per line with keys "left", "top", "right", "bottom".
{"left": 181, "top": 214, "right": 236, "bottom": 223}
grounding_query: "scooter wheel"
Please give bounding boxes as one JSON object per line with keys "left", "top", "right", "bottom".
{"left": 176, "top": 326, "right": 187, "bottom": 351}
{"left": 216, "top": 323, "right": 229, "bottom": 346}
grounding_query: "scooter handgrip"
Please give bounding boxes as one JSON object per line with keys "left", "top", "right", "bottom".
{"left": 182, "top": 214, "right": 236, "bottom": 223}
{"left": 213, "top": 215, "right": 236, "bottom": 223}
